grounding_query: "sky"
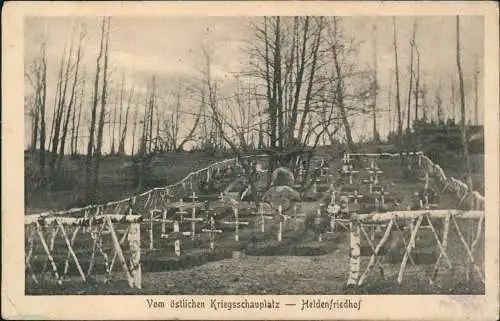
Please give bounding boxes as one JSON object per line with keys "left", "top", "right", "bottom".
{"left": 24, "top": 15, "right": 484, "bottom": 152}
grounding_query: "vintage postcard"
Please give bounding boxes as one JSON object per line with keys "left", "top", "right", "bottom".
{"left": 2, "top": 1, "right": 499, "bottom": 320}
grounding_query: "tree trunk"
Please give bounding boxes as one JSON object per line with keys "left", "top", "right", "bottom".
{"left": 73, "top": 75, "right": 84, "bottom": 156}
{"left": 388, "top": 71, "right": 392, "bottom": 133}
{"left": 272, "top": 17, "right": 282, "bottom": 149}
{"left": 31, "top": 97, "right": 40, "bottom": 152}
{"left": 39, "top": 42, "right": 48, "bottom": 182}
{"left": 148, "top": 76, "right": 156, "bottom": 154}
{"left": 332, "top": 17, "right": 355, "bottom": 152}
{"left": 131, "top": 102, "right": 138, "bottom": 156}
{"left": 414, "top": 45, "right": 420, "bottom": 122}
{"left": 94, "top": 17, "right": 111, "bottom": 191}
{"left": 58, "top": 31, "right": 83, "bottom": 170}
{"left": 110, "top": 94, "right": 118, "bottom": 156}
{"left": 392, "top": 17, "right": 403, "bottom": 136}
{"left": 372, "top": 21, "right": 379, "bottom": 142}
{"left": 474, "top": 59, "right": 479, "bottom": 125}
{"left": 50, "top": 40, "right": 73, "bottom": 177}
{"left": 118, "top": 87, "right": 133, "bottom": 155}
{"left": 297, "top": 17, "right": 323, "bottom": 145}
{"left": 264, "top": 17, "right": 277, "bottom": 150}
{"left": 85, "top": 19, "right": 106, "bottom": 202}
{"left": 406, "top": 20, "right": 416, "bottom": 132}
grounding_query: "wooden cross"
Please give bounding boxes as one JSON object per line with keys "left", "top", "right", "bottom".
{"left": 203, "top": 201, "right": 216, "bottom": 219}
{"left": 160, "top": 193, "right": 172, "bottom": 234}
{"left": 368, "top": 170, "right": 383, "bottom": 185}
{"left": 189, "top": 191, "right": 198, "bottom": 203}
{"left": 177, "top": 199, "right": 188, "bottom": 221}
{"left": 223, "top": 207, "right": 249, "bottom": 242}
{"left": 315, "top": 209, "right": 323, "bottom": 242}
{"left": 183, "top": 204, "right": 204, "bottom": 240}
{"left": 368, "top": 181, "right": 384, "bottom": 195}
{"left": 146, "top": 209, "right": 175, "bottom": 239}
{"left": 345, "top": 169, "right": 359, "bottom": 185}
{"left": 169, "top": 220, "right": 193, "bottom": 256}
{"left": 293, "top": 204, "right": 307, "bottom": 231}
{"left": 371, "top": 188, "right": 388, "bottom": 209}
{"left": 149, "top": 209, "right": 160, "bottom": 249}
{"left": 254, "top": 203, "right": 274, "bottom": 233}
{"left": 348, "top": 190, "right": 364, "bottom": 204}
{"left": 201, "top": 216, "right": 223, "bottom": 251}
{"left": 277, "top": 205, "right": 291, "bottom": 242}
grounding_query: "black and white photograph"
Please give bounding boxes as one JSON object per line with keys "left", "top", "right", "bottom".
{"left": 3, "top": 1, "right": 499, "bottom": 320}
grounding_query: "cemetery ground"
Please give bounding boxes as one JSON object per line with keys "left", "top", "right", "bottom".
{"left": 25, "top": 147, "right": 485, "bottom": 295}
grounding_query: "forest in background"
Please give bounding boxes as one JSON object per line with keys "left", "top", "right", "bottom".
{"left": 24, "top": 16, "right": 484, "bottom": 209}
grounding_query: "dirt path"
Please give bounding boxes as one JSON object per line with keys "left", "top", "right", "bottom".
{"left": 141, "top": 244, "right": 351, "bottom": 294}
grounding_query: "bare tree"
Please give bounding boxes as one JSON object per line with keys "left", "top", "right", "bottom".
{"left": 297, "top": 17, "right": 324, "bottom": 145}
{"left": 94, "top": 17, "right": 111, "bottom": 189}
{"left": 451, "top": 79, "right": 457, "bottom": 122}
{"left": 26, "top": 40, "right": 49, "bottom": 181}
{"left": 414, "top": 44, "right": 421, "bottom": 122}
{"left": 130, "top": 100, "right": 139, "bottom": 156}
{"left": 118, "top": 85, "right": 134, "bottom": 155}
{"left": 371, "top": 20, "right": 380, "bottom": 143}
{"left": 327, "top": 17, "right": 356, "bottom": 152}
{"left": 473, "top": 59, "right": 480, "bottom": 125}
{"left": 435, "top": 89, "right": 443, "bottom": 123}
{"left": 50, "top": 33, "right": 75, "bottom": 177}
{"left": 406, "top": 19, "right": 417, "bottom": 132}
{"left": 58, "top": 28, "right": 84, "bottom": 170}
{"left": 392, "top": 17, "right": 403, "bottom": 136}
{"left": 85, "top": 18, "right": 106, "bottom": 201}
{"left": 71, "top": 70, "right": 85, "bottom": 157}
{"left": 388, "top": 70, "right": 393, "bottom": 133}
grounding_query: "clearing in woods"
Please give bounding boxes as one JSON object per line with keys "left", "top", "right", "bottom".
{"left": 25, "top": 149, "right": 485, "bottom": 295}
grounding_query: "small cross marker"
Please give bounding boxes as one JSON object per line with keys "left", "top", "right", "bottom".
{"left": 223, "top": 207, "right": 249, "bottom": 242}
{"left": 201, "top": 216, "right": 223, "bottom": 250}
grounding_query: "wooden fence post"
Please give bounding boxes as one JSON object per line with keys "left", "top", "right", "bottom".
{"left": 128, "top": 222, "right": 142, "bottom": 289}
{"left": 347, "top": 218, "right": 361, "bottom": 286}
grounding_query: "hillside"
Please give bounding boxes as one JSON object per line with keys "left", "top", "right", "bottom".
{"left": 24, "top": 151, "right": 228, "bottom": 213}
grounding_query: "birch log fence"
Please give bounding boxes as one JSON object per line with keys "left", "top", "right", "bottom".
{"left": 345, "top": 151, "right": 485, "bottom": 288}
{"left": 25, "top": 151, "right": 485, "bottom": 291}
{"left": 25, "top": 155, "right": 268, "bottom": 289}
